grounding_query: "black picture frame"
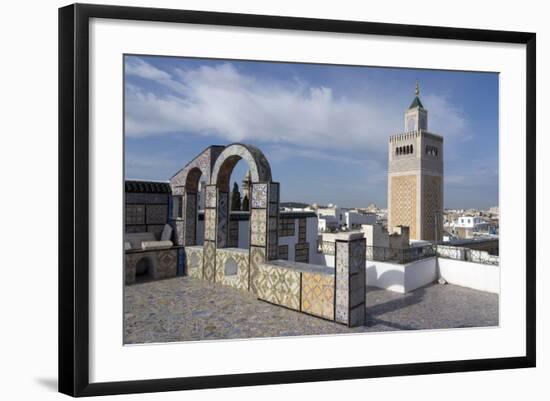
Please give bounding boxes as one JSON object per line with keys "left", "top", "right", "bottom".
{"left": 58, "top": 3, "right": 536, "bottom": 397}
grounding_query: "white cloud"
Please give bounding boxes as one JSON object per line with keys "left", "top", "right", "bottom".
{"left": 125, "top": 58, "right": 470, "bottom": 156}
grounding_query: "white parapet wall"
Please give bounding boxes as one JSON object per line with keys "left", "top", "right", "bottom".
{"left": 366, "top": 258, "right": 437, "bottom": 294}
{"left": 437, "top": 258, "right": 500, "bottom": 294}
{"left": 404, "top": 258, "right": 438, "bottom": 293}
{"left": 308, "top": 243, "right": 500, "bottom": 294}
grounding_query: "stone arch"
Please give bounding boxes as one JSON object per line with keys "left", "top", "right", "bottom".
{"left": 169, "top": 145, "right": 225, "bottom": 246}
{"left": 135, "top": 256, "right": 157, "bottom": 282}
{"left": 203, "top": 143, "right": 279, "bottom": 293}
{"left": 210, "top": 144, "right": 272, "bottom": 190}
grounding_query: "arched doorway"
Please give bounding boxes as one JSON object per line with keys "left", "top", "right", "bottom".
{"left": 169, "top": 145, "right": 224, "bottom": 246}
{"left": 206, "top": 144, "right": 280, "bottom": 293}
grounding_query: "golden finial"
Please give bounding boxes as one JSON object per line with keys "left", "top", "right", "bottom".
{"left": 415, "top": 81, "right": 420, "bottom": 96}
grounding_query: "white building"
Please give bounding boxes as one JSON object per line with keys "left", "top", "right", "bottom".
{"left": 455, "top": 216, "right": 487, "bottom": 229}
{"left": 316, "top": 204, "right": 344, "bottom": 227}
{"left": 345, "top": 211, "right": 376, "bottom": 229}
{"left": 318, "top": 215, "right": 339, "bottom": 232}
{"left": 453, "top": 215, "right": 491, "bottom": 239}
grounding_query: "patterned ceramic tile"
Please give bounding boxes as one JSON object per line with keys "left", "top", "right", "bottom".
{"left": 301, "top": 272, "right": 335, "bottom": 320}
{"left": 203, "top": 241, "right": 216, "bottom": 282}
{"left": 204, "top": 209, "right": 216, "bottom": 241}
{"left": 250, "top": 209, "right": 267, "bottom": 246}
{"left": 205, "top": 185, "right": 217, "bottom": 208}
{"left": 170, "top": 146, "right": 222, "bottom": 188}
{"left": 268, "top": 182, "right": 279, "bottom": 203}
{"left": 321, "top": 241, "right": 335, "bottom": 256}
{"left": 349, "top": 239, "right": 366, "bottom": 275}
{"left": 251, "top": 183, "right": 268, "bottom": 208}
{"left": 336, "top": 241, "right": 349, "bottom": 270}
{"left": 256, "top": 264, "right": 300, "bottom": 311}
{"left": 156, "top": 250, "right": 178, "bottom": 279}
{"left": 210, "top": 144, "right": 272, "bottom": 188}
{"left": 215, "top": 248, "right": 249, "bottom": 291}
{"left": 249, "top": 246, "right": 266, "bottom": 294}
{"left": 216, "top": 192, "right": 228, "bottom": 247}
{"left": 184, "top": 193, "right": 197, "bottom": 245}
{"left": 186, "top": 246, "right": 204, "bottom": 279}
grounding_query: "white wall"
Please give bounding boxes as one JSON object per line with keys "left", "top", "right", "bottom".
{"left": 321, "top": 254, "right": 437, "bottom": 293}
{"left": 366, "top": 261, "right": 406, "bottom": 293}
{"left": 404, "top": 258, "right": 438, "bottom": 293}
{"left": 438, "top": 258, "right": 500, "bottom": 294}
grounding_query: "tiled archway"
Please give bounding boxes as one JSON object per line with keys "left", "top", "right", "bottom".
{"left": 206, "top": 144, "right": 280, "bottom": 293}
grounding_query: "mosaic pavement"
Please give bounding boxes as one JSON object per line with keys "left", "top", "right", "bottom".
{"left": 124, "top": 276, "right": 499, "bottom": 344}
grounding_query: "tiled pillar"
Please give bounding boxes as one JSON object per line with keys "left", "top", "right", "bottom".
{"left": 183, "top": 192, "right": 197, "bottom": 246}
{"left": 335, "top": 233, "right": 366, "bottom": 327}
{"left": 216, "top": 191, "right": 229, "bottom": 249}
{"left": 249, "top": 182, "right": 279, "bottom": 293}
{"left": 171, "top": 186, "right": 185, "bottom": 246}
{"left": 203, "top": 185, "right": 218, "bottom": 282}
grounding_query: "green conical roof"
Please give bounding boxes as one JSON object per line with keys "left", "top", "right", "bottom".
{"left": 408, "top": 81, "right": 424, "bottom": 109}
{"left": 409, "top": 96, "right": 424, "bottom": 109}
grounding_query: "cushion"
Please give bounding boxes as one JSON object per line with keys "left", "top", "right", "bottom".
{"left": 125, "top": 232, "right": 156, "bottom": 249}
{"left": 160, "top": 224, "right": 173, "bottom": 241}
{"left": 141, "top": 240, "right": 173, "bottom": 250}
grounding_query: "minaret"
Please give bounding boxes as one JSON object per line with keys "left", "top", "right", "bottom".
{"left": 387, "top": 83, "right": 444, "bottom": 241}
{"left": 242, "top": 170, "right": 251, "bottom": 199}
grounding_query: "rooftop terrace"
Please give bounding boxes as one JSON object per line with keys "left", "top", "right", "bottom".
{"left": 124, "top": 276, "right": 499, "bottom": 344}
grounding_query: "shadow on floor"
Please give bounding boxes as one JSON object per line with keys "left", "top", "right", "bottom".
{"left": 35, "top": 377, "right": 57, "bottom": 392}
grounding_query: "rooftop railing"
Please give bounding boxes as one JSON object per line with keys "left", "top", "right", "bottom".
{"left": 318, "top": 241, "right": 499, "bottom": 266}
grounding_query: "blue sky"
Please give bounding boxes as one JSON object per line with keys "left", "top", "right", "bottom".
{"left": 124, "top": 55, "right": 499, "bottom": 209}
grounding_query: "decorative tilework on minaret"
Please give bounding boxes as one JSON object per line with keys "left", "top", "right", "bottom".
{"left": 388, "top": 83, "right": 444, "bottom": 241}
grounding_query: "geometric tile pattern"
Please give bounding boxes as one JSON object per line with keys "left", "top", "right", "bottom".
{"left": 335, "top": 241, "right": 350, "bottom": 325}
{"left": 174, "top": 220, "right": 185, "bottom": 246}
{"left": 269, "top": 182, "right": 279, "bottom": 203}
{"left": 256, "top": 263, "right": 300, "bottom": 311}
{"left": 210, "top": 144, "right": 272, "bottom": 192}
{"left": 186, "top": 245, "right": 204, "bottom": 279}
{"left": 183, "top": 193, "right": 197, "bottom": 245}
{"left": 203, "top": 241, "right": 216, "bottom": 282}
{"left": 214, "top": 248, "right": 249, "bottom": 291}
{"left": 204, "top": 209, "right": 216, "bottom": 241}
{"left": 205, "top": 185, "right": 217, "bottom": 208}
{"left": 266, "top": 182, "right": 279, "bottom": 261}
{"left": 216, "top": 191, "right": 228, "bottom": 247}
{"left": 390, "top": 175, "right": 417, "bottom": 238}
{"left": 320, "top": 241, "right": 335, "bottom": 256}
{"left": 157, "top": 250, "right": 178, "bottom": 279}
{"left": 250, "top": 209, "right": 267, "bottom": 246}
{"left": 421, "top": 175, "right": 442, "bottom": 241}
{"left": 249, "top": 246, "right": 266, "bottom": 294}
{"left": 335, "top": 239, "right": 366, "bottom": 327}
{"left": 124, "top": 249, "right": 178, "bottom": 284}
{"left": 301, "top": 272, "right": 335, "bottom": 320}
{"left": 251, "top": 183, "right": 268, "bottom": 208}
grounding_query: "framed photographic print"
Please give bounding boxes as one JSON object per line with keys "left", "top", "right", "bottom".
{"left": 58, "top": 3, "right": 536, "bottom": 397}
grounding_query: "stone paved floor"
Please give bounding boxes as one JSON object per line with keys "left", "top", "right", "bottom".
{"left": 124, "top": 276, "right": 499, "bottom": 344}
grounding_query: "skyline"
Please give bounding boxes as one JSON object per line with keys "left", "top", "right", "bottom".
{"left": 124, "top": 55, "right": 499, "bottom": 209}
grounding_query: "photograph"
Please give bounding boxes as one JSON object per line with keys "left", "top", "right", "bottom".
{"left": 122, "top": 55, "right": 500, "bottom": 344}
